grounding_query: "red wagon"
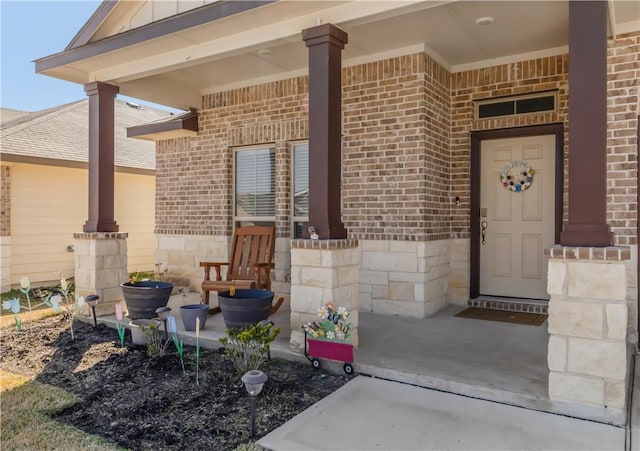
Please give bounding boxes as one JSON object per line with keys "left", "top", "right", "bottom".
{"left": 304, "top": 330, "right": 354, "bottom": 375}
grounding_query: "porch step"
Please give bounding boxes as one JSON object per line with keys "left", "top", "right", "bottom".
{"left": 469, "top": 296, "right": 548, "bottom": 315}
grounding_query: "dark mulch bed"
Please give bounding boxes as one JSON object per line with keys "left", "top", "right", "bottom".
{"left": 0, "top": 316, "right": 350, "bottom": 450}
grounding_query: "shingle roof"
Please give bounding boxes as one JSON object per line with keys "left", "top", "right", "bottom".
{"left": 0, "top": 99, "right": 171, "bottom": 170}
{"left": 0, "top": 108, "right": 30, "bottom": 124}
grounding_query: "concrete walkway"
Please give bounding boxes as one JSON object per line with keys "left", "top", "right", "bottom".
{"left": 258, "top": 374, "right": 630, "bottom": 451}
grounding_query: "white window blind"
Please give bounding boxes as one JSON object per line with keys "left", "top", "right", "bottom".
{"left": 292, "top": 143, "right": 309, "bottom": 238}
{"left": 235, "top": 147, "right": 275, "bottom": 221}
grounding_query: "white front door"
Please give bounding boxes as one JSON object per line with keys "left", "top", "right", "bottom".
{"left": 479, "top": 135, "right": 555, "bottom": 300}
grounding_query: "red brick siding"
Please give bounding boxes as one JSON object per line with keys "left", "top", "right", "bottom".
{"left": 157, "top": 78, "right": 308, "bottom": 237}
{"left": 157, "top": 54, "right": 451, "bottom": 241}
{"left": 342, "top": 54, "right": 451, "bottom": 241}
{"left": 607, "top": 32, "right": 639, "bottom": 245}
{"left": 450, "top": 55, "right": 570, "bottom": 239}
{"left": 1, "top": 165, "right": 9, "bottom": 236}
{"left": 156, "top": 32, "right": 638, "bottom": 245}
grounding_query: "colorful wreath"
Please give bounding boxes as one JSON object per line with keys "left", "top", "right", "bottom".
{"left": 499, "top": 160, "right": 535, "bottom": 192}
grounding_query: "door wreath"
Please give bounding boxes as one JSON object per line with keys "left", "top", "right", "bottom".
{"left": 499, "top": 160, "right": 535, "bottom": 192}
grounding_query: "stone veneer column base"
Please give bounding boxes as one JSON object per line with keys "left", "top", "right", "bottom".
{"left": 289, "top": 239, "right": 360, "bottom": 353}
{"left": 545, "top": 245, "right": 631, "bottom": 425}
{"left": 74, "top": 232, "right": 129, "bottom": 318}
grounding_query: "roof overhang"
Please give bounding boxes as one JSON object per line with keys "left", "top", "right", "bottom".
{"left": 0, "top": 154, "right": 154, "bottom": 176}
{"left": 127, "top": 109, "right": 198, "bottom": 141}
{"left": 35, "top": 0, "right": 640, "bottom": 111}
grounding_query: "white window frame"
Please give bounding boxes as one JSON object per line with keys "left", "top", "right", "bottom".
{"left": 474, "top": 91, "right": 558, "bottom": 120}
{"left": 233, "top": 144, "right": 276, "bottom": 227}
{"left": 291, "top": 141, "right": 309, "bottom": 238}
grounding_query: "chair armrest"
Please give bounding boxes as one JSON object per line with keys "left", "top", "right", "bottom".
{"left": 251, "top": 262, "right": 273, "bottom": 289}
{"left": 199, "top": 261, "right": 229, "bottom": 281}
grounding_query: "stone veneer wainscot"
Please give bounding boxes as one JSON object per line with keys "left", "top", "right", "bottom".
{"left": 546, "top": 245, "right": 631, "bottom": 425}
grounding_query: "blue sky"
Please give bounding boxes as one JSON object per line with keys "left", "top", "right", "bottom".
{"left": 1, "top": 1, "right": 175, "bottom": 112}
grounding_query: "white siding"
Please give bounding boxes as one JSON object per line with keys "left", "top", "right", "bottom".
{"left": 9, "top": 163, "right": 155, "bottom": 286}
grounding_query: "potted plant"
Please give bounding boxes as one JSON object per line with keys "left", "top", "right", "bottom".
{"left": 217, "top": 288, "right": 274, "bottom": 329}
{"left": 121, "top": 273, "right": 173, "bottom": 320}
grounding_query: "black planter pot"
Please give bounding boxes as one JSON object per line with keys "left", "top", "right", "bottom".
{"left": 218, "top": 289, "right": 274, "bottom": 329}
{"left": 121, "top": 281, "right": 174, "bottom": 320}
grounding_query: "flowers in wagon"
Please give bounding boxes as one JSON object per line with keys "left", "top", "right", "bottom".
{"left": 2, "top": 298, "right": 22, "bottom": 331}
{"left": 304, "top": 301, "right": 351, "bottom": 342}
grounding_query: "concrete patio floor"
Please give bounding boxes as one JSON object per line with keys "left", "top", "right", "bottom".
{"left": 95, "top": 291, "right": 633, "bottom": 427}
{"left": 257, "top": 374, "right": 630, "bottom": 451}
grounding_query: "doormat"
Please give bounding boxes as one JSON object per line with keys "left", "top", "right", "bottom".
{"left": 455, "top": 307, "right": 547, "bottom": 326}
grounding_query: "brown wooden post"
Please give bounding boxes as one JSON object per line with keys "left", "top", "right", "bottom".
{"left": 560, "top": 0, "right": 613, "bottom": 246}
{"left": 83, "top": 81, "right": 119, "bottom": 233}
{"left": 302, "top": 23, "right": 348, "bottom": 239}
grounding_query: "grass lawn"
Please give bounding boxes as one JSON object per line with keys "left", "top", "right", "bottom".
{"left": 0, "top": 370, "right": 122, "bottom": 450}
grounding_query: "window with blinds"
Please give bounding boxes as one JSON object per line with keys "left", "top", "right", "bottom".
{"left": 292, "top": 143, "right": 309, "bottom": 238}
{"left": 234, "top": 146, "right": 275, "bottom": 226}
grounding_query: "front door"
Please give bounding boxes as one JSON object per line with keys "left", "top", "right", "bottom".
{"left": 479, "top": 135, "right": 555, "bottom": 300}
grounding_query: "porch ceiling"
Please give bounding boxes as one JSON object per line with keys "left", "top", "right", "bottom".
{"left": 36, "top": 0, "right": 640, "bottom": 111}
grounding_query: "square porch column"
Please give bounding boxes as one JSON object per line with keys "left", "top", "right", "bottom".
{"left": 546, "top": 246, "right": 631, "bottom": 425}
{"left": 302, "top": 23, "right": 348, "bottom": 239}
{"left": 74, "top": 232, "right": 128, "bottom": 317}
{"left": 290, "top": 239, "right": 360, "bottom": 352}
{"left": 83, "top": 81, "right": 119, "bottom": 233}
{"left": 560, "top": 0, "right": 612, "bottom": 246}
{"left": 75, "top": 81, "right": 126, "bottom": 318}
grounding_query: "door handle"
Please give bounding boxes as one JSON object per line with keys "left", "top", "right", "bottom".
{"left": 481, "top": 220, "right": 488, "bottom": 245}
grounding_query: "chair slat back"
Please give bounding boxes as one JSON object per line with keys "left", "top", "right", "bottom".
{"left": 227, "top": 226, "right": 275, "bottom": 284}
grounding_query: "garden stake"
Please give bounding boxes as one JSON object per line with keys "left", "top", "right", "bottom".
{"left": 167, "top": 315, "right": 186, "bottom": 375}
{"left": 115, "top": 304, "right": 126, "bottom": 347}
{"left": 2, "top": 298, "right": 22, "bottom": 331}
{"left": 195, "top": 316, "right": 200, "bottom": 385}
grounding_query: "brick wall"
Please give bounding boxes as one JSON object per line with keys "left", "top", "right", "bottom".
{"left": 1, "top": 165, "right": 9, "bottom": 236}
{"left": 342, "top": 53, "right": 451, "bottom": 241}
{"left": 607, "top": 31, "right": 639, "bottom": 246}
{"left": 0, "top": 165, "right": 11, "bottom": 236}
{"left": 156, "top": 79, "right": 308, "bottom": 237}
{"left": 450, "top": 55, "right": 570, "bottom": 239}
{"left": 1, "top": 164, "right": 10, "bottom": 292}
{"left": 156, "top": 31, "right": 638, "bottom": 246}
{"left": 156, "top": 54, "right": 452, "bottom": 242}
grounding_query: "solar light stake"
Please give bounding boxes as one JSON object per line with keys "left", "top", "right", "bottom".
{"left": 155, "top": 306, "right": 172, "bottom": 340}
{"left": 85, "top": 295, "right": 100, "bottom": 326}
{"left": 241, "top": 370, "right": 268, "bottom": 438}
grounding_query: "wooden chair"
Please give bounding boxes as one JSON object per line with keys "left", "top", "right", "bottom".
{"left": 200, "top": 225, "right": 283, "bottom": 315}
